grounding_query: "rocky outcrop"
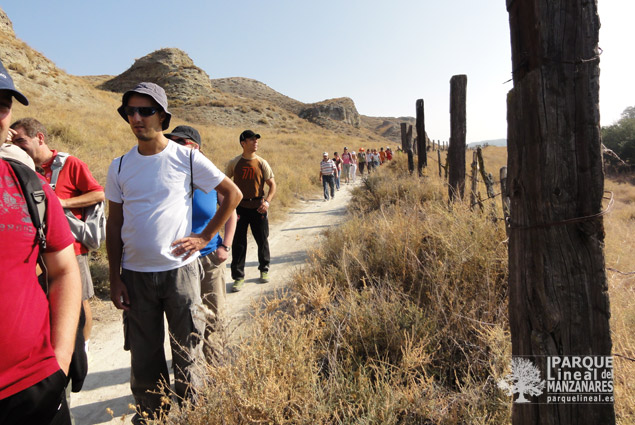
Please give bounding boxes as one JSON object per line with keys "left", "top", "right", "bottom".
{"left": 211, "top": 77, "right": 304, "bottom": 114}
{"left": 0, "top": 7, "right": 14, "bottom": 36}
{"left": 99, "top": 48, "right": 221, "bottom": 104}
{"left": 298, "top": 97, "right": 361, "bottom": 129}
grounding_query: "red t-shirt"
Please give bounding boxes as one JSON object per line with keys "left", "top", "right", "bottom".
{"left": 0, "top": 160, "right": 75, "bottom": 399}
{"left": 41, "top": 150, "right": 103, "bottom": 255}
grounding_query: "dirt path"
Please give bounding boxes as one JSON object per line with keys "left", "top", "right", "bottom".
{"left": 70, "top": 182, "right": 357, "bottom": 424}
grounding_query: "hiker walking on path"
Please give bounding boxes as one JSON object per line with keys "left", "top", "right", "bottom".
{"left": 379, "top": 147, "right": 386, "bottom": 164}
{"left": 350, "top": 149, "right": 357, "bottom": 182}
{"left": 357, "top": 148, "right": 366, "bottom": 176}
{"left": 333, "top": 151, "right": 342, "bottom": 190}
{"left": 105, "top": 82, "right": 241, "bottom": 424}
{"left": 0, "top": 58, "right": 81, "bottom": 425}
{"left": 319, "top": 151, "right": 337, "bottom": 201}
{"left": 10, "top": 117, "right": 104, "bottom": 352}
{"left": 165, "top": 125, "right": 237, "bottom": 335}
{"left": 226, "top": 130, "right": 276, "bottom": 292}
{"left": 341, "top": 147, "right": 352, "bottom": 184}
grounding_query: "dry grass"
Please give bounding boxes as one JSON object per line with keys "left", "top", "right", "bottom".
{"left": 156, "top": 153, "right": 633, "bottom": 425}
{"left": 159, "top": 156, "right": 513, "bottom": 424}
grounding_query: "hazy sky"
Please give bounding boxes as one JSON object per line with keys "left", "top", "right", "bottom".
{"left": 3, "top": 1, "right": 632, "bottom": 143}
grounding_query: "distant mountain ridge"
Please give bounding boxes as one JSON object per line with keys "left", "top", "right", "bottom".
{"left": 468, "top": 138, "right": 507, "bottom": 148}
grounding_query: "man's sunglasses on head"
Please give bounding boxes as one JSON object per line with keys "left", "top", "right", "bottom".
{"left": 124, "top": 106, "right": 160, "bottom": 117}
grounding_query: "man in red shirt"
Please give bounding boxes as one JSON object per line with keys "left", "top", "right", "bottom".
{"left": 0, "top": 58, "right": 81, "bottom": 425}
{"left": 10, "top": 117, "right": 104, "bottom": 350}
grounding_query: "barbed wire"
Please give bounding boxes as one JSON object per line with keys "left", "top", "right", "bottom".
{"left": 508, "top": 191, "right": 614, "bottom": 230}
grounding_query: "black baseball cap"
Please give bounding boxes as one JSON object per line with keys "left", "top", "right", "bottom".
{"left": 165, "top": 125, "right": 202, "bottom": 147}
{"left": 117, "top": 82, "right": 172, "bottom": 130}
{"left": 239, "top": 129, "right": 260, "bottom": 142}
{"left": 0, "top": 59, "right": 29, "bottom": 105}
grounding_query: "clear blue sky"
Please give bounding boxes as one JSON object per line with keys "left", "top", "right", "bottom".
{"left": 3, "top": 0, "right": 632, "bottom": 143}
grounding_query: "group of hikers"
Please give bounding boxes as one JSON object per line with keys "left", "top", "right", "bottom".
{"left": 319, "top": 146, "right": 393, "bottom": 201}
{"left": 0, "top": 56, "right": 277, "bottom": 425}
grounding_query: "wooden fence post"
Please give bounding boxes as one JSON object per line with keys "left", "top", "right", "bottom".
{"left": 506, "top": 1, "right": 613, "bottom": 424}
{"left": 416, "top": 99, "right": 427, "bottom": 176}
{"left": 437, "top": 149, "right": 442, "bottom": 177}
{"left": 401, "top": 123, "right": 414, "bottom": 175}
{"left": 500, "top": 166, "right": 510, "bottom": 235}
{"left": 448, "top": 75, "right": 467, "bottom": 200}
{"left": 477, "top": 147, "right": 495, "bottom": 199}
{"left": 470, "top": 150, "right": 479, "bottom": 209}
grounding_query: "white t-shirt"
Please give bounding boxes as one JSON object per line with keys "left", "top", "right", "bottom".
{"left": 105, "top": 142, "right": 225, "bottom": 272}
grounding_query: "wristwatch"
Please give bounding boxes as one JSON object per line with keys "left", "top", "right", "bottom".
{"left": 219, "top": 244, "right": 231, "bottom": 252}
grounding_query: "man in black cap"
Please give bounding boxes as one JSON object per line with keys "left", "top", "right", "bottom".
{"left": 105, "top": 83, "right": 242, "bottom": 423}
{"left": 0, "top": 58, "right": 82, "bottom": 425}
{"left": 165, "top": 125, "right": 237, "bottom": 337}
{"left": 225, "top": 130, "right": 276, "bottom": 292}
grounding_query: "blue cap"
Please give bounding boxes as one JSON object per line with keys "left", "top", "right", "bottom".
{"left": 0, "top": 59, "right": 29, "bottom": 105}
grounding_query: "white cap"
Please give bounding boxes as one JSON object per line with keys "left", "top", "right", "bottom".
{"left": 0, "top": 143, "right": 35, "bottom": 170}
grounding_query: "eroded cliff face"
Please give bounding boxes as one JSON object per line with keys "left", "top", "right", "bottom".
{"left": 0, "top": 7, "right": 14, "bottom": 37}
{"left": 299, "top": 97, "right": 361, "bottom": 129}
{"left": 99, "top": 48, "right": 222, "bottom": 105}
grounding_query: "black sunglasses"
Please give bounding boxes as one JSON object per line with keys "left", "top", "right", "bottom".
{"left": 124, "top": 106, "right": 160, "bottom": 117}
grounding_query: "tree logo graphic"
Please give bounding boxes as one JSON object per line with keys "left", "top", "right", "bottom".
{"left": 498, "top": 357, "right": 546, "bottom": 403}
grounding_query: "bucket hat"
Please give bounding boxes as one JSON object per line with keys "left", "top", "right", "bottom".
{"left": 117, "top": 82, "right": 171, "bottom": 130}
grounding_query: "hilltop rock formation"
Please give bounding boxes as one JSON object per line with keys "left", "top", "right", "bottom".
{"left": 299, "top": 97, "right": 361, "bottom": 129}
{"left": 211, "top": 77, "right": 304, "bottom": 114}
{"left": 0, "top": 7, "right": 100, "bottom": 106}
{"left": 0, "top": 7, "right": 14, "bottom": 36}
{"left": 100, "top": 48, "right": 221, "bottom": 105}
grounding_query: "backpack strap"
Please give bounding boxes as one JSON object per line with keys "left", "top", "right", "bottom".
{"left": 50, "top": 152, "right": 70, "bottom": 190}
{"left": 3, "top": 158, "right": 48, "bottom": 251}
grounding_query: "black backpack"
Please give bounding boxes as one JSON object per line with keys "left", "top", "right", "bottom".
{"left": 3, "top": 158, "right": 88, "bottom": 392}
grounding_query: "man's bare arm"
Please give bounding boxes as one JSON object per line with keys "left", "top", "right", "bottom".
{"left": 257, "top": 178, "right": 276, "bottom": 214}
{"left": 171, "top": 177, "right": 242, "bottom": 259}
{"left": 215, "top": 191, "right": 237, "bottom": 263}
{"left": 43, "top": 244, "right": 81, "bottom": 375}
{"left": 59, "top": 190, "right": 105, "bottom": 209}
{"left": 106, "top": 201, "right": 129, "bottom": 310}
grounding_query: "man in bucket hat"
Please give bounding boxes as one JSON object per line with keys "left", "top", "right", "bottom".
{"left": 0, "top": 58, "right": 82, "bottom": 425}
{"left": 105, "top": 82, "right": 242, "bottom": 423}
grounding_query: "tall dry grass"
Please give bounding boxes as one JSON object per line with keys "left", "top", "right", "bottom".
{"left": 159, "top": 155, "right": 513, "bottom": 424}
{"left": 159, "top": 152, "right": 632, "bottom": 425}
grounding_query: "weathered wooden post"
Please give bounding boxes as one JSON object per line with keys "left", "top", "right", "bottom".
{"left": 477, "top": 147, "right": 495, "bottom": 199}
{"left": 500, "top": 166, "right": 510, "bottom": 235}
{"left": 437, "top": 149, "right": 442, "bottom": 177}
{"left": 416, "top": 99, "right": 427, "bottom": 176}
{"left": 448, "top": 75, "right": 467, "bottom": 200}
{"left": 406, "top": 124, "right": 414, "bottom": 174}
{"left": 506, "top": 1, "right": 614, "bottom": 424}
{"left": 470, "top": 151, "right": 479, "bottom": 209}
{"left": 401, "top": 123, "right": 414, "bottom": 175}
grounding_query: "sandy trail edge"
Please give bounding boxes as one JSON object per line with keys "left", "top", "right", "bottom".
{"left": 70, "top": 182, "right": 357, "bottom": 425}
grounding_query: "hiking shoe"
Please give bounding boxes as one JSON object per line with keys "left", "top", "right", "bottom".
{"left": 231, "top": 279, "right": 245, "bottom": 292}
{"left": 259, "top": 272, "right": 270, "bottom": 283}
